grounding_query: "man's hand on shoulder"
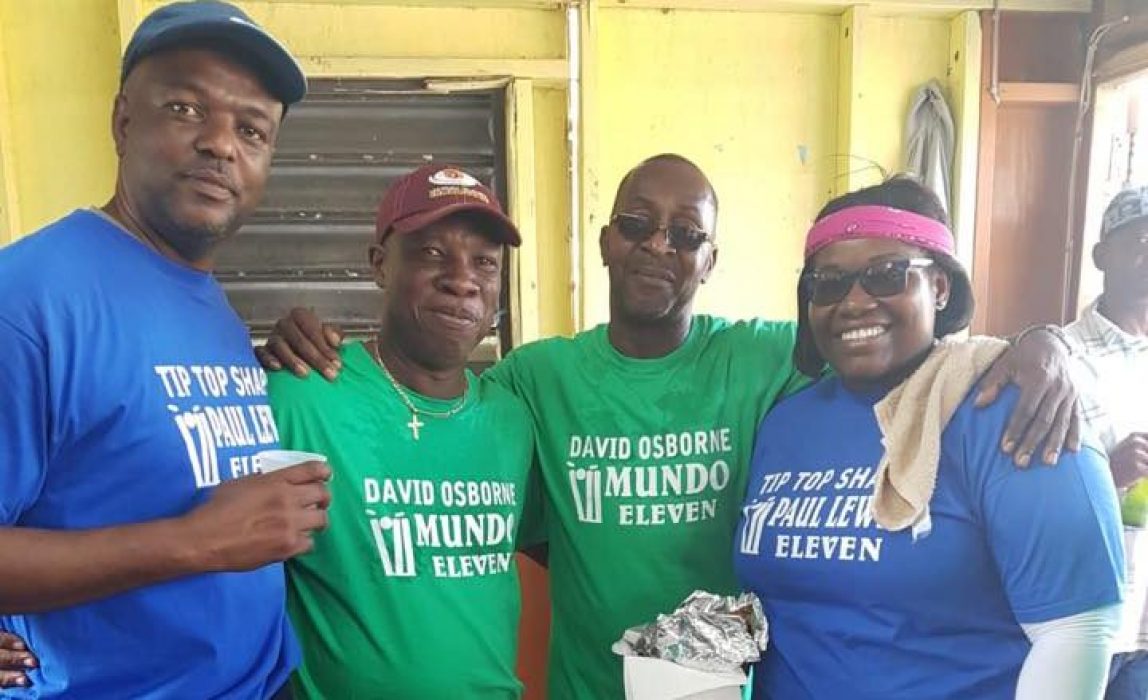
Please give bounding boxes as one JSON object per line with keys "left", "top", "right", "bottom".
{"left": 254, "top": 307, "right": 344, "bottom": 382}
{"left": 975, "top": 327, "right": 1081, "bottom": 467}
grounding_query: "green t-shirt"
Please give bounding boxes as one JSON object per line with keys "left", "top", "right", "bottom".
{"left": 485, "top": 315, "right": 804, "bottom": 700}
{"left": 268, "top": 342, "right": 536, "bottom": 699}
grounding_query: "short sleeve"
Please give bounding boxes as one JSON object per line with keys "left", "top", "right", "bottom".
{"left": 736, "top": 319, "right": 807, "bottom": 403}
{"left": 516, "top": 461, "right": 548, "bottom": 548}
{"left": 265, "top": 366, "right": 315, "bottom": 447}
{"left": 0, "top": 318, "right": 51, "bottom": 524}
{"left": 483, "top": 351, "right": 544, "bottom": 546}
{"left": 482, "top": 349, "right": 526, "bottom": 399}
{"left": 967, "top": 389, "right": 1125, "bottom": 623}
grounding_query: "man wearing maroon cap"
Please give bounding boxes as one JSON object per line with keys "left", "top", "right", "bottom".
{"left": 263, "top": 164, "right": 538, "bottom": 699}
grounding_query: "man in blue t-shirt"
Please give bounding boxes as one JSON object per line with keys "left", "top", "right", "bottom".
{"left": 0, "top": 3, "right": 329, "bottom": 698}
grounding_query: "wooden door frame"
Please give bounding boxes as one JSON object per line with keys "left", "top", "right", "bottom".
{"left": 972, "top": 11, "right": 1087, "bottom": 332}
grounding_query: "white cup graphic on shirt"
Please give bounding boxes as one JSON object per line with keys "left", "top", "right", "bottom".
{"left": 255, "top": 449, "right": 328, "bottom": 474}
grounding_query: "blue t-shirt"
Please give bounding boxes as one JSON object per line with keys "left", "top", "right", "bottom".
{"left": 0, "top": 211, "right": 298, "bottom": 699}
{"left": 733, "top": 377, "right": 1124, "bottom": 700}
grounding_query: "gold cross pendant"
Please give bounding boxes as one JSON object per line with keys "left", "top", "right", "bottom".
{"left": 407, "top": 413, "right": 424, "bottom": 440}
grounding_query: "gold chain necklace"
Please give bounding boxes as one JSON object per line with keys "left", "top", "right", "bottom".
{"left": 367, "top": 341, "right": 468, "bottom": 440}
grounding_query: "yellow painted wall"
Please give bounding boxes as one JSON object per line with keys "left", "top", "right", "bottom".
{"left": 847, "top": 15, "right": 954, "bottom": 187}
{"left": 589, "top": 8, "right": 838, "bottom": 325}
{"left": 532, "top": 86, "right": 574, "bottom": 339}
{"left": 0, "top": 0, "right": 121, "bottom": 241}
{"left": 583, "top": 7, "right": 954, "bottom": 327}
{"left": 0, "top": 1, "right": 965, "bottom": 335}
{"left": 141, "top": 1, "right": 566, "bottom": 59}
{"left": 0, "top": 0, "right": 574, "bottom": 336}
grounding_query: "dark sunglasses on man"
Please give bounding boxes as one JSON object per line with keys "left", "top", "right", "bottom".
{"left": 802, "top": 257, "right": 934, "bottom": 306}
{"left": 611, "top": 212, "right": 713, "bottom": 253}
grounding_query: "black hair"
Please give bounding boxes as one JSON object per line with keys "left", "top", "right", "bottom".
{"left": 793, "top": 174, "right": 975, "bottom": 377}
{"left": 815, "top": 174, "right": 950, "bottom": 226}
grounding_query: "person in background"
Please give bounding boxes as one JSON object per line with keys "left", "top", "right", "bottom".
{"left": 1065, "top": 186, "right": 1148, "bottom": 700}
{"left": 260, "top": 156, "right": 1085, "bottom": 700}
{"left": 735, "top": 176, "right": 1124, "bottom": 700}
{"left": 0, "top": 3, "right": 327, "bottom": 697}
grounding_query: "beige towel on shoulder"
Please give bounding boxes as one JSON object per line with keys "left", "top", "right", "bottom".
{"left": 871, "top": 336, "right": 1009, "bottom": 536}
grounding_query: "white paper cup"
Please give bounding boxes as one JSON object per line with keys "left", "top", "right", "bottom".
{"left": 622, "top": 657, "right": 746, "bottom": 700}
{"left": 255, "top": 449, "right": 328, "bottom": 474}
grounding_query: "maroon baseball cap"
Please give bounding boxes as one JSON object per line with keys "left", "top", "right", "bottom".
{"left": 375, "top": 164, "right": 521, "bottom": 247}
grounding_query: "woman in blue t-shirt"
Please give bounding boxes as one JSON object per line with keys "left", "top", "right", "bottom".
{"left": 733, "top": 176, "right": 1124, "bottom": 700}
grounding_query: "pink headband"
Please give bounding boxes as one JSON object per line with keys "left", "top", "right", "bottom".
{"left": 804, "top": 205, "right": 955, "bottom": 259}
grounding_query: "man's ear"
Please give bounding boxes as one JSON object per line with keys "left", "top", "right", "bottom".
{"left": 1093, "top": 240, "right": 1108, "bottom": 273}
{"left": 368, "top": 243, "right": 388, "bottom": 290}
{"left": 698, "top": 245, "right": 719, "bottom": 284}
{"left": 599, "top": 225, "right": 610, "bottom": 267}
{"left": 111, "top": 93, "right": 130, "bottom": 157}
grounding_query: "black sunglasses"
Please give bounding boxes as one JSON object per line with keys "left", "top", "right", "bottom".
{"left": 802, "top": 258, "right": 934, "bottom": 306}
{"left": 611, "top": 213, "right": 713, "bottom": 252}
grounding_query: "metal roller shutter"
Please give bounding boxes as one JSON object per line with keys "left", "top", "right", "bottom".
{"left": 216, "top": 78, "right": 509, "bottom": 366}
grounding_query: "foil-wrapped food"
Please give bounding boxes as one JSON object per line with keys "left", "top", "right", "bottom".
{"left": 611, "top": 590, "right": 769, "bottom": 673}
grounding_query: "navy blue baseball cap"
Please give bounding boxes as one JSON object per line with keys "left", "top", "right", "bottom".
{"left": 1102, "top": 185, "right": 1148, "bottom": 240}
{"left": 121, "top": 1, "right": 307, "bottom": 106}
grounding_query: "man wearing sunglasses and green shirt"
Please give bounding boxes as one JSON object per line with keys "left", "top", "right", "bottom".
{"left": 261, "top": 154, "right": 1082, "bottom": 700}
